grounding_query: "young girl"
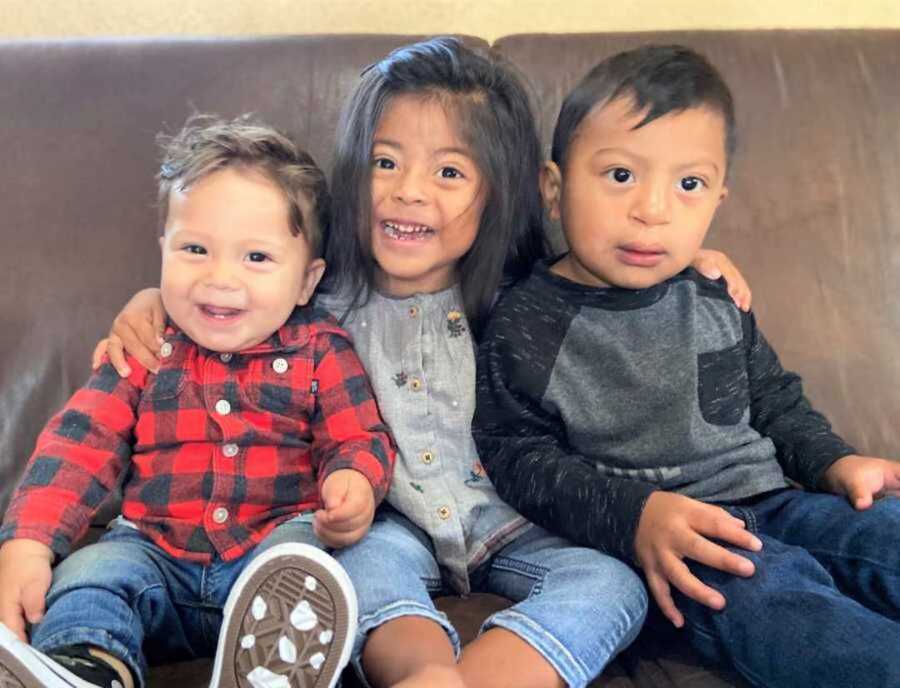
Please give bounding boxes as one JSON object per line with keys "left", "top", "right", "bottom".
{"left": 97, "top": 38, "right": 751, "bottom": 688}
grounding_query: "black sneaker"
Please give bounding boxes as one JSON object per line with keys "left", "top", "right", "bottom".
{"left": 0, "top": 624, "right": 126, "bottom": 687}
{"left": 210, "top": 542, "right": 357, "bottom": 688}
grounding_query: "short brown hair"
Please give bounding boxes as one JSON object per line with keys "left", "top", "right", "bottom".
{"left": 157, "top": 114, "right": 330, "bottom": 255}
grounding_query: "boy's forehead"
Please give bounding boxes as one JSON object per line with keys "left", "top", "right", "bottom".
{"left": 573, "top": 96, "right": 728, "bottom": 166}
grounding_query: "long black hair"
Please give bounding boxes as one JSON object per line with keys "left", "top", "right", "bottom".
{"left": 323, "top": 37, "right": 548, "bottom": 338}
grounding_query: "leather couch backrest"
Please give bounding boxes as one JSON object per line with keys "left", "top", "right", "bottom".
{"left": 1, "top": 31, "right": 898, "bottom": 514}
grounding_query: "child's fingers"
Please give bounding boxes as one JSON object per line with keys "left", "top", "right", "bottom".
{"left": 0, "top": 600, "right": 27, "bottom": 642}
{"left": 645, "top": 569, "right": 683, "bottom": 628}
{"left": 20, "top": 580, "right": 46, "bottom": 625}
{"left": 105, "top": 337, "right": 132, "bottom": 377}
{"left": 662, "top": 555, "right": 726, "bottom": 612}
{"left": 91, "top": 338, "right": 109, "bottom": 370}
{"left": 681, "top": 529, "right": 756, "bottom": 578}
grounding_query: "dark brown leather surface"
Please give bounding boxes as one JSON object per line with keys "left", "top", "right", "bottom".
{"left": 3, "top": 30, "right": 898, "bottom": 688}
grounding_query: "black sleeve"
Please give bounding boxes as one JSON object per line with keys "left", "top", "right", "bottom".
{"left": 473, "top": 307, "right": 656, "bottom": 566}
{"left": 742, "top": 310, "right": 855, "bottom": 488}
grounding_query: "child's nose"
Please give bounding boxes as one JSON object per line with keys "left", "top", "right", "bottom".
{"left": 631, "top": 181, "right": 671, "bottom": 226}
{"left": 392, "top": 168, "right": 427, "bottom": 205}
{"left": 203, "top": 259, "right": 241, "bottom": 290}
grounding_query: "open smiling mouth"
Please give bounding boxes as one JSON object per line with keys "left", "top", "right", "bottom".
{"left": 199, "top": 304, "right": 245, "bottom": 320}
{"left": 382, "top": 221, "right": 436, "bottom": 241}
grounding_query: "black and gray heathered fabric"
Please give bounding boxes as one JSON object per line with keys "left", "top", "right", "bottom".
{"left": 473, "top": 261, "right": 855, "bottom": 565}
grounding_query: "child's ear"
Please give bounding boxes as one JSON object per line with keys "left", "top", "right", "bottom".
{"left": 297, "top": 258, "right": 326, "bottom": 306}
{"left": 717, "top": 185, "right": 729, "bottom": 206}
{"left": 540, "top": 161, "right": 563, "bottom": 221}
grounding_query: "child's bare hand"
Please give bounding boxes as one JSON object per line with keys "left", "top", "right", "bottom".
{"left": 91, "top": 288, "right": 166, "bottom": 377}
{"left": 823, "top": 454, "right": 900, "bottom": 510}
{"left": 0, "top": 539, "right": 54, "bottom": 641}
{"left": 314, "top": 469, "right": 376, "bottom": 548}
{"left": 693, "top": 249, "right": 752, "bottom": 312}
{"left": 635, "top": 491, "right": 762, "bottom": 628}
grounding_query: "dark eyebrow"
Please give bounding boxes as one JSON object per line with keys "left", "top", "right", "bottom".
{"left": 373, "top": 139, "right": 474, "bottom": 159}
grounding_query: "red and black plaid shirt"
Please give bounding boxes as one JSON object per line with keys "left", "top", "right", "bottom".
{"left": 1, "top": 306, "right": 395, "bottom": 562}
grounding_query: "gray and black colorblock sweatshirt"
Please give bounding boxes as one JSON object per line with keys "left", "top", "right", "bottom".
{"left": 473, "top": 262, "right": 855, "bottom": 565}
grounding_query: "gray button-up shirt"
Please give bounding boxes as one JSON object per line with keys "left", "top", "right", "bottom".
{"left": 318, "top": 285, "right": 530, "bottom": 592}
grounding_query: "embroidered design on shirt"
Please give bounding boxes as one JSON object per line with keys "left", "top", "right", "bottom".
{"left": 392, "top": 372, "right": 408, "bottom": 388}
{"left": 446, "top": 310, "right": 466, "bottom": 338}
{"left": 410, "top": 482, "right": 424, "bottom": 494}
{"left": 464, "top": 461, "right": 486, "bottom": 486}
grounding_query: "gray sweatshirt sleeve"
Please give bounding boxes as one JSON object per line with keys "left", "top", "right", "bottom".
{"left": 473, "top": 312, "right": 656, "bottom": 565}
{"left": 742, "top": 311, "right": 856, "bottom": 488}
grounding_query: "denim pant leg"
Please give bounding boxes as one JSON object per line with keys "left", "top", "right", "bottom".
{"left": 481, "top": 526, "right": 647, "bottom": 688}
{"left": 30, "top": 524, "right": 201, "bottom": 687}
{"left": 756, "top": 490, "right": 900, "bottom": 619}
{"left": 333, "top": 509, "right": 459, "bottom": 685}
{"left": 675, "top": 494, "right": 900, "bottom": 688}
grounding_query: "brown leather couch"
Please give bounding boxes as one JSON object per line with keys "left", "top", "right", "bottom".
{"left": 1, "top": 30, "right": 898, "bottom": 688}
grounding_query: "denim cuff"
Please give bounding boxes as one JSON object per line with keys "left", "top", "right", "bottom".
{"left": 350, "top": 600, "right": 460, "bottom": 688}
{"left": 33, "top": 626, "right": 145, "bottom": 688}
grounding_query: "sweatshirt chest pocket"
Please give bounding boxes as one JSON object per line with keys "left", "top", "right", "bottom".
{"left": 243, "top": 355, "right": 316, "bottom": 419}
{"left": 697, "top": 341, "right": 749, "bottom": 426}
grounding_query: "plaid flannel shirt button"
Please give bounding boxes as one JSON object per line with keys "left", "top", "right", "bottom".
{"left": 220, "top": 352, "right": 233, "bottom": 363}
{"left": 159, "top": 342, "right": 173, "bottom": 358}
{"left": 212, "top": 507, "right": 229, "bottom": 524}
{"left": 215, "top": 399, "right": 231, "bottom": 415}
{"left": 272, "top": 357, "right": 289, "bottom": 374}
{"left": 222, "top": 443, "right": 239, "bottom": 458}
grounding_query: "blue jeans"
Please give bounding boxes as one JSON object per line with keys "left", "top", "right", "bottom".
{"left": 334, "top": 509, "right": 647, "bottom": 688}
{"left": 674, "top": 489, "right": 900, "bottom": 688}
{"left": 30, "top": 515, "right": 322, "bottom": 687}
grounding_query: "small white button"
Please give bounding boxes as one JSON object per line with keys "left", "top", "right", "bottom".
{"left": 220, "top": 352, "right": 233, "bottom": 363}
{"left": 272, "top": 358, "right": 289, "bottom": 374}
{"left": 408, "top": 306, "right": 419, "bottom": 318}
{"left": 159, "top": 342, "right": 173, "bottom": 358}
{"left": 215, "top": 399, "right": 231, "bottom": 415}
{"left": 212, "top": 507, "right": 229, "bottom": 524}
{"left": 410, "top": 378, "right": 422, "bottom": 391}
{"left": 421, "top": 451, "right": 434, "bottom": 465}
{"left": 437, "top": 506, "right": 451, "bottom": 520}
{"left": 222, "top": 443, "right": 239, "bottom": 457}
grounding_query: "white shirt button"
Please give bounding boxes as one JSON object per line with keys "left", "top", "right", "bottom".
{"left": 410, "top": 378, "right": 422, "bottom": 391}
{"left": 408, "top": 306, "right": 419, "bottom": 318}
{"left": 220, "top": 352, "right": 233, "bottom": 363}
{"left": 437, "top": 506, "right": 451, "bottom": 520}
{"left": 222, "top": 443, "right": 239, "bottom": 458}
{"left": 159, "top": 342, "right": 173, "bottom": 358}
{"left": 215, "top": 399, "right": 231, "bottom": 416}
{"left": 272, "top": 358, "right": 289, "bottom": 374}
{"left": 212, "top": 507, "right": 229, "bottom": 524}
{"left": 421, "top": 451, "right": 434, "bottom": 465}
